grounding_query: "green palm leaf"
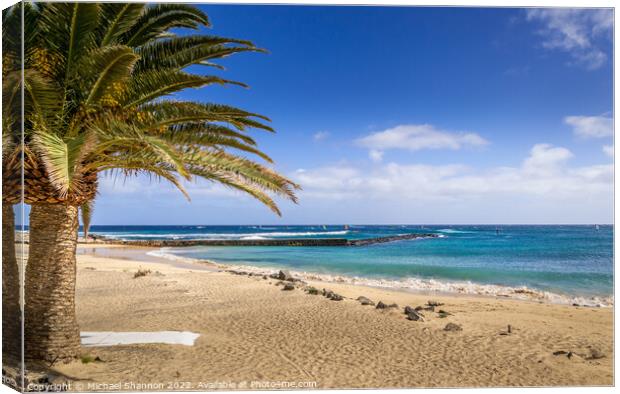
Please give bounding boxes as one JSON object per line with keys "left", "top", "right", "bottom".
{"left": 98, "top": 3, "right": 145, "bottom": 46}
{"left": 123, "top": 70, "right": 247, "bottom": 108}
{"left": 135, "top": 35, "right": 265, "bottom": 72}
{"left": 78, "top": 45, "right": 139, "bottom": 107}
{"left": 122, "top": 4, "right": 210, "bottom": 47}
{"left": 5, "top": 2, "right": 298, "bottom": 216}
{"left": 31, "top": 131, "right": 95, "bottom": 197}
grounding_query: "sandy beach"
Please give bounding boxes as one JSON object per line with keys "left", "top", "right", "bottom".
{"left": 19, "top": 243, "right": 606, "bottom": 390}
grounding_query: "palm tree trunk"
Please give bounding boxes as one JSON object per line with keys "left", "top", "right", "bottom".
{"left": 24, "top": 203, "right": 81, "bottom": 363}
{"left": 2, "top": 202, "right": 21, "bottom": 362}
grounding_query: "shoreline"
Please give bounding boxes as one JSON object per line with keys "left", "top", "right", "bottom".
{"left": 83, "top": 243, "right": 613, "bottom": 308}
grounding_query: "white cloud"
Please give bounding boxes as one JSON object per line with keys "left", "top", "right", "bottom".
{"left": 565, "top": 115, "right": 613, "bottom": 138}
{"left": 356, "top": 124, "right": 488, "bottom": 161}
{"left": 603, "top": 145, "right": 614, "bottom": 157}
{"left": 292, "top": 143, "right": 612, "bottom": 203}
{"left": 313, "top": 131, "right": 330, "bottom": 141}
{"left": 525, "top": 9, "right": 613, "bottom": 70}
{"left": 522, "top": 143, "right": 573, "bottom": 176}
{"left": 368, "top": 149, "right": 384, "bottom": 163}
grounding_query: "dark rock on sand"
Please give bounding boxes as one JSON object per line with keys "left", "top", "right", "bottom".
{"left": 427, "top": 300, "right": 444, "bottom": 307}
{"left": 323, "top": 289, "right": 343, "bottom": 300}
{"left": 376, "top": 301, "right": 398, "bottom": 310}
{"left": 444, "top": 323, "right": 462, "bottom": 331}
{"left": 587, "top": 348, "right": 605, "bottom": 360}
{"left": 306, "top": 287, "right": 319, "bottom": 295}
{"left": 404, "top": 306, "right": 418, "bottom": 315}
{"left": 357, "top": 296, "right": 375, "bottom": 306}
{"left": 278, "top": 270, "right": 295, "bottom": 282}
{"left": 553, "top": 350, "right": 568, "bottom": 356}
{"left": 406, "top": 310, "right": 425, "bottom": 321}
{"left": 282, "top": 283, "right": 295, "bottom": 291}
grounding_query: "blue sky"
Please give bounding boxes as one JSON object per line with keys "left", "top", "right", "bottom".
{"left": 52, "top": 6, "right": 616, "bottom": 225}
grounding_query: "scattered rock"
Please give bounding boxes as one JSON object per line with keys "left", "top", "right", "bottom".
{"left": 269, "top": 273, "right": 280, "bottom": 280}
{"left": 376, "top": 301, "right": 398, "bottom": 310}
{"left": 275, "top": 281, "right": 284, "bottom": 286}
{"left": 587, "top": 348, "right": 605, "bottom": 360}
{"left": 329, "top": 293, "right": 344, "bottom": 301}
{"left": 414, "top": 306, "right": 424, "bottom": 311}
{"left": 323, "top": 289, "right": 343, "bottom": 300}
{"left": 406, "top": 310, "right": 425, "bottom": 321}
{"left": 282, "top": 283, "right": 295, "bottom": 291}
{"left": 423, "top": 305, "right": 435, "bottom": 312}
{"left": 427, "top": 300, "right": 444, "bottom": 307}
{"left": 404, "top": 306, "right": 418, "bottom": 315}
{"left": 278, "top": 270, "right": 295, "bottom": 282}
{"left": 443, "top": 323, "right": 462, "bottom": 332}
{"left": 262, "top": 275, "right": 268, "bottom": 280}
{"left": 133, "top": 269, "right": 151, "bottom": 279}
{"left": 552, "top": 350, "right": 579, "bottom": 360}
{"left": 357, "top": 296, "right": 375, "bottom": 306}
{"left": 553, "top": 350, "right": 568, "bottom": 356}
{"left": 306, "top": 287, "right": 319, "bottom": 295}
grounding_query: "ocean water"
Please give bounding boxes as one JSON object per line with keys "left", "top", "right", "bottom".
{"left": 89, "top": 225, "right": 613, "bottom": 304}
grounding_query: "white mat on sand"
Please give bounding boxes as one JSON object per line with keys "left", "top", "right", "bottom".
{"left": 81, "top": 331, "right": 200, "bottom": 347}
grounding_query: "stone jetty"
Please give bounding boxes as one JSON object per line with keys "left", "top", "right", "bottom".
{"left": 90, "top": 233, "right": 438, "bottom": 247}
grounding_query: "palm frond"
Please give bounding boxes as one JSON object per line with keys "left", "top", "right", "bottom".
{"left": 137, "top": 101, "right": 273, "bottom": 132}
{"left": 39, "top": 2, "right": 100, "bottom": 81}
{"left": 135, "top": 35, "right": 264, "bottom": 72}
{"left": 77, "top": 45, "right": 139, "bottom": 107}
{"left": 96, "top": 157, "right": 190, "bottom": 200}
{"left": 186, "top": 149, "right": 300, "bottom": 203}
{"left": 30, "top": 131, "right": 95, "bottom": 197}
{"left": 98, "top": 3, "right": 145, "bottom": 46}
{"left": 122, "top": 70, "right": 247, "bottom": 108}
{"left": 122, "top": 4, "right": 210, "bottom": 47}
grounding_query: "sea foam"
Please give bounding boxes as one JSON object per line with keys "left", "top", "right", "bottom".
{"left": 146, "top": 248, "right": 613, "bottom": 308}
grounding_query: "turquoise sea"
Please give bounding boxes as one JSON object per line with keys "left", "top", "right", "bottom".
{"left": 89, "top": 225, "right": 613, "bottom": 305}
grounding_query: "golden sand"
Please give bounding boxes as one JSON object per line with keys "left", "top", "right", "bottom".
{"left": 49, "top": 245, "right": 613, "bottom": 389}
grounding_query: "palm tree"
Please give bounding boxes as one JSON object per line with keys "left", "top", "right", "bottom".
{"left": 2, "top": 3, "right": 299, "bottom": 363}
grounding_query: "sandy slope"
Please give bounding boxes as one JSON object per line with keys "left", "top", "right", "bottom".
{"left": 48, "top": 246, "right": 613, "bottom": 389}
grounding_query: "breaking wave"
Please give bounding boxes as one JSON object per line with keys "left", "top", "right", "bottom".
{"left": 145, "top": 248, "right": 612, "bottom": 308}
